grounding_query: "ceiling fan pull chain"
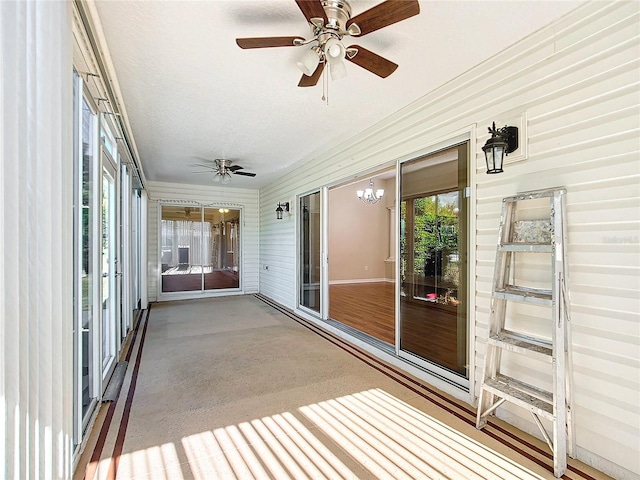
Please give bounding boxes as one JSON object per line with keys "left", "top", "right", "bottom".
{"left": 322, "top": 63, "right": 327, "bottom": 103}
{"left": 324, "top": 64, "right": 330, "bottom": 105}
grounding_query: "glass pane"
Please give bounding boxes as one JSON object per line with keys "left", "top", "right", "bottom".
{"left": 300, "top": 192, "right": 321, "bottom": 312}
{"left": 400, "top": 145, "right": 468, "bottom": 378}
{"left": 161, "top": 206, "right": 203, "bottom": 292}
{"left": 328, "top": 175, "right": 395, "bottom": 344}
{"left": 80, "top": 96, "right": 96, "bottom": 418}
{"left": 203, "top": 207, "right": 240, "bottom": 290}
{"left": 101, "top": 170, "right": 116, "bottom": 372}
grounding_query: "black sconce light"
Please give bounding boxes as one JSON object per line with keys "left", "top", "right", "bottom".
{"left": 275, "top": 202, "right": 289, "bottom": 220}
{"left": 482, "top": 122, "right": 519, "bottom": 174}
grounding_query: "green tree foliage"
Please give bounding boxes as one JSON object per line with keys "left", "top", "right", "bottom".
{"left": 401, "top": 193, "right": 460, "bottom": 289}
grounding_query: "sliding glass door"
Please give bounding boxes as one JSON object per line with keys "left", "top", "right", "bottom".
{"left": 326, "top": 173, "right": 396, "bottom": 345}
{"left": 101, "top": 155, "right": 118, "bottom": 381}
{"left": 73, "top": 78, "right": 99, "bottom": 444}
{"left": 399, "top": 144, "right": 469, "bottom": 383}
{"left": 296, "top": 144, "right": 469, "bottom": 387}
{"left": 160, "top": 205, "right": 241, "bottom": 294}
{"left": 299, "top": 192, "right": 321, "bottom": 314}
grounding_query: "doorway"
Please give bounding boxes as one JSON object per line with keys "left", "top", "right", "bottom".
{"left": 298, "top": 143, "right": 469, "bottom": 386}
{"left": 327, "top": 172, "right": 396, "bottom": 345}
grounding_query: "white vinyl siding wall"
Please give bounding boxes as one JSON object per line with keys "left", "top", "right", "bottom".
{"left": 146, "top": 181, "right": 260, "bottom": 302}
{"left": 258, "top": 2, "right": 640, "bottom": 478}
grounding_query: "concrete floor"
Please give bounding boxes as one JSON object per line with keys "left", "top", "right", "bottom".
{"left": 75, "top": 295, "right": 611, "bottom": 480}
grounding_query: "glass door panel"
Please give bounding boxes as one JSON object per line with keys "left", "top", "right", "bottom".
{"left": 120, "top": 164, "right": 131, "bottom": 341}
{"left": 101, "top": 161, "right": 118, "bottom": 379}
{"left": 203, "top": 207, "right": 240, "bottom": 290}
{"left": 327, "top": 174, "right": 396, "bottom": 345}
{"left": 299, "top": 192, "right": 321, "bottom": 313}
{"left": 399, "top": 144, "right": 468, "bottom": 380}
{"left": 74, "top": 86, "right": 98, "bottom": 442}
{"left": 161, "top": 206, "right": 203, "bottom": 292}
{"left": 81, "top": 107, "right": 95, "bottom": 418}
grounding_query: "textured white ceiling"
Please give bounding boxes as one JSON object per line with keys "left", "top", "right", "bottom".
{"left": 94, "top": 0, "right": 584, "bottom": 189}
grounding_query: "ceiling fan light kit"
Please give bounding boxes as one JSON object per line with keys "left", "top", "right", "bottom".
{"left": 297, "top": 47, "right": 321, "bottom": 76}
{"left": 213, "top": 172, "right": 231, "bottom": 184}
{"left": 236, "top": 0, "right": 420, "bottom": 91}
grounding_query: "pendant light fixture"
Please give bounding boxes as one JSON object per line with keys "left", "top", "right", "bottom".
{"left": 356, "top": 179, "right": 384, "bottom": 204}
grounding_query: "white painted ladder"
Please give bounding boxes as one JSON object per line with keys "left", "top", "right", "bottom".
{"left": 475, "top": 188, "right": 574, "bottom": 478}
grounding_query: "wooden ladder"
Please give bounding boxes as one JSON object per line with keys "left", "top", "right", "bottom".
{"left": 476, "top": 187, "right": 574, "bottom": 478}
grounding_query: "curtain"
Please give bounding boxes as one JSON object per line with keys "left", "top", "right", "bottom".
{"left": 161, "top": 219, "right": 212, "bottom": 267}
{"left": 1, "top": 2, "right": 74, "bottom": 479}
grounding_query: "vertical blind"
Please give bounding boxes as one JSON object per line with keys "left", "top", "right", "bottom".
{"left": 1, "top": 2, "right": 74, "bottom": 479}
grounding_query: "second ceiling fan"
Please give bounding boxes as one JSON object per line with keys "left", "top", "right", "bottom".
{"left": 236, "top": 0, "right": 420, "bottom": 87}
{"left": 193, "top": 159, "right": 256, "bottom": 184}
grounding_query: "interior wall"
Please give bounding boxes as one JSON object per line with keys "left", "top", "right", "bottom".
{"left": 146, "top": 181, "right": 260, "bottom": 301}
{"left": 328, "top": 178, "right": 390, "bottom": 282}
{"left": 258, "top": 2, "right": 640, "bottom": 478}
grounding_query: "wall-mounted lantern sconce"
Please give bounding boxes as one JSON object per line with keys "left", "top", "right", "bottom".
{"left": 482, "top": 122, "right": 519, "bottom": 174}
{"left": 275, "top": 202, "right": 290, "bottom": 220}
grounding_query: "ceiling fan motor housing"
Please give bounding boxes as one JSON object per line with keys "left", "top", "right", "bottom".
{"left": 215, "top": 158, "right": 231, "bottom": 173}
{"left": 321, "top": 0, "right": 352, "bottom": 33}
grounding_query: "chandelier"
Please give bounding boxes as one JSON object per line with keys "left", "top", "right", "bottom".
{"left": 356, "top": 179, "right": 384, "bottom": 204}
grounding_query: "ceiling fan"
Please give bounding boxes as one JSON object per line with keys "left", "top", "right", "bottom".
{"left": 236, "top": 0, "right": 420, "bottom": 87}
{"left": 193, "top": 159, "right": 256, "bottom": 184}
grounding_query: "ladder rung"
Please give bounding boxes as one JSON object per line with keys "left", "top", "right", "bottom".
{"left": 503, "top": 188, "right": 565, "bottom": 202}
{"left": 494, "top": 285, "right": 552, "bottom": 305}
{"left": 482, "top": 374, "right": 554, "bottom": 420}
{"left": 499, "top": 243, "right": 553, "bottom": 253}
{"left": 488, "top": 330, "right": 553, "bottom": 361}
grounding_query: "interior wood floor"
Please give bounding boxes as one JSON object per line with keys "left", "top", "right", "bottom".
{"left": 329, "top": 282, "right": 396, "bottom": 344}
{"left": 400, "top": 299, "right": 463, "bottom": 374}
{"left": 329, "top": 282, "right": 464, "bottom": 375}
{"left": 162, "top": 269, "right": 239, "bottom": 292}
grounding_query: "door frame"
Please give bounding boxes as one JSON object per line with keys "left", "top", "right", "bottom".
{"left": 292, "top": 127, "right": 478, "bottom": 396}
{"left": 73, "top": 74, "right": 101, "bottom": 444}
{"left": 100, "top": 147, "right": 120, "bottom": 386}
{"left": 295, "top": 188, "right": 326, "bottom": 319}
{"left": 156, "top": 202, "right": 246, "bottom": 301}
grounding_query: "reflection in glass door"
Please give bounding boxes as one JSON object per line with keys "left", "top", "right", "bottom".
{"left": 399, "top": 144, "right": 469, "bottom": 383}
{"left": 299, "top": 192, "right": 321, "bottom": 313}
{"left": 204, "top": 207, "right": 240, "bottom": 290}
{"left": 101, "top": 161, "right": 117, "bottom": 380}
